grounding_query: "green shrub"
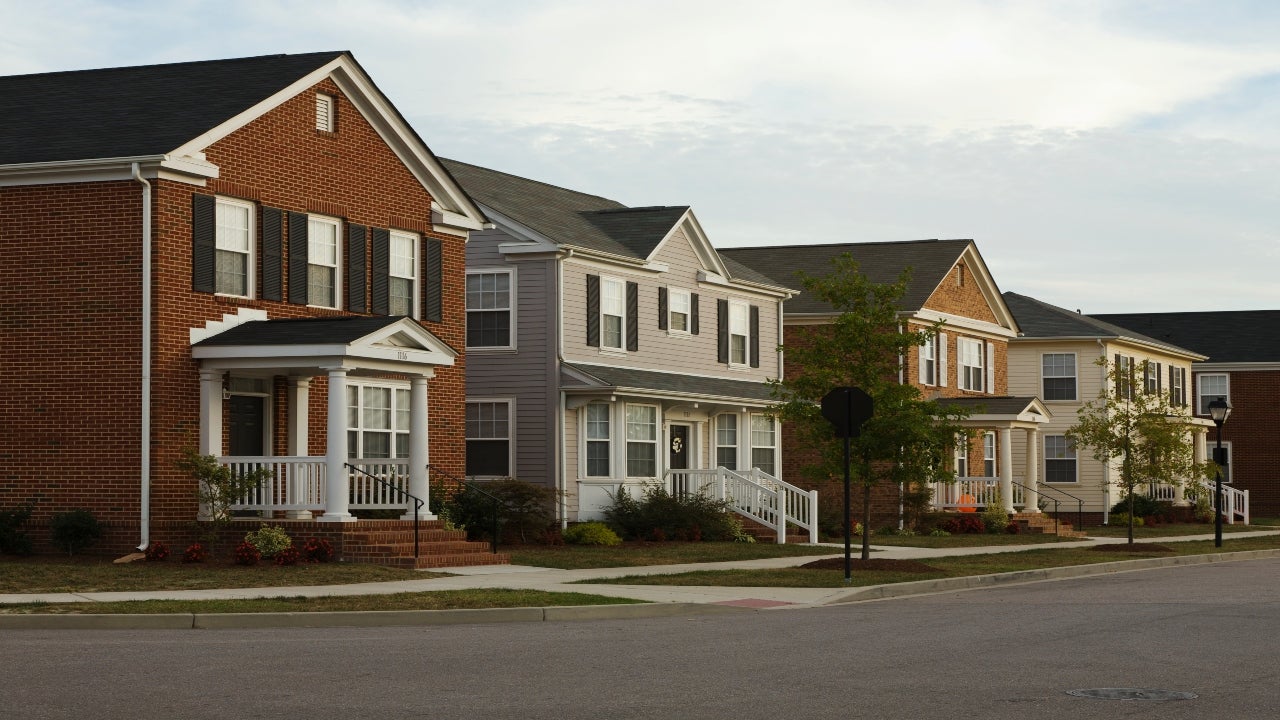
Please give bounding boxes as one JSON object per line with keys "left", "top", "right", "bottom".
{"left": 440, "top": 478, "right": 556, "bottom": 544}
{"left": 1110, "top": 512, "right": 1143, "bottom": 527}
{"left": 50, "top": 508, "right": 102, "bottom": 556}
{"left": 0, "top": 505, "right": 34, "bottom": 555}
{"left": 604, "top": 485, "right": 742, "bottom": 542}
{"left": 244, "top": 524, "right": 293, "bottom": 558}
{"left": 981, "top": 492, "right": 1010, "bottom": 533}
{"left": 929, "top": 527, "right": 951, "bottom": 537}
{"left": 562, "top": 522, "right": 622, "bottom": 546}
{"left": 1110, "top": 494, "right": 1162, "bottom": 518}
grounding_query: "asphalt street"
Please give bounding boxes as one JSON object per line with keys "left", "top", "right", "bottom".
{"left": 3, "top": 556, "right": 1278, "bottom": 720}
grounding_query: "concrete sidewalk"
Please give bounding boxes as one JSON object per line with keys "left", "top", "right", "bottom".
{"left": 2, "top": 530, "right": 1278, "bottom": 629}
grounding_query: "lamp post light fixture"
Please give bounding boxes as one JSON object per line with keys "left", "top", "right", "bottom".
{"left": 1207, "top": 398, "right": 1232, "bottom": 548}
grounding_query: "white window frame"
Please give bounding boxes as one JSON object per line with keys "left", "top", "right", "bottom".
{"left": 625, "top": 403, "right": 658, "bottom": 478}
{"left": 1213, "top": 441, "right": 1233, "bottom": 484}
{"left": 729, "top": 300, "right": 750, "bottom": 367}
{"left": 959, "top": 338, "right": 985, "bottom": 392}
{"left": 214, "top": 197, "right": 254, "bottom": 298}
{"left": 583, "top": 402, "right": 611, "bottom": 478}
{"left": 1171, "top": 366, "right": 1187, "bottom": 408}
{"left": 316, "top": 93, "right": 335, "bottom": 132}
{"left": 954, "top": 437, "right": 969, "bottom": 478}
{"left": 465, "top": 399, "right": 513, "bottom": 478}
{"left": 918, "top": 335, "right": 936, "bottom": 386}
{"left": 1044, "top": 435, "right": 1077, "bottom": 483}
{"left": 466, "top": 269, "right": 515, "bottom": 350}
{"left": 1117, "top": 355, "right": 1135, "bottom": 401}
{"left": 346, "top": 382, "right": 411, "bottom": 460}
{"left": 668, "top": 288, "right": 692, "bottom": 335}
{"left": 1041, "top": 352, "right": 1077, "bottom": 401}
{"left": 749, "top": 414, "right": 777, "bottom": 476}
{"left": 307, "top": 215, "right": 341, "bottom": 309}
{"left": 983, "top": 432, "right": 996, "bottom": 477}
{"left": 1196, "top": 373, "right": 1230, "bottom": 416}
{"left": 389, "top": 230, "right": 418, "bottom": 318}
{"left": 600, "top": 277, "right": 626, "bottom": 351}
{"left": 715, "top": 414, "right": 738, "bottom": 470}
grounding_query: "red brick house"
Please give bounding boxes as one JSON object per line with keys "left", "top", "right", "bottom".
{"left": 0, "top": 52, "right": 489, "bottom": 560}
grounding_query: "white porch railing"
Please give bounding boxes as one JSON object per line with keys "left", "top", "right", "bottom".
{"left": 1148, "top": 480, "right": 1250, "bottom": 525}
{"left": 221, "top": 457, "right": 412, "bottom": 515}
{"left": 932, "top": 477, "right": 1026, "bottom": 511}
{"left": 664, "top": 467, "right": 819, "bottom": 544}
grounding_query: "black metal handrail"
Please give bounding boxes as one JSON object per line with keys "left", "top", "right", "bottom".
{"left": 426, "top": 464, "right": 504, "bottom": 554}
{"left": 344, "top": 463, "right": 425, "bottom": 559}
{"left": 1010, "top": 479, "right": 1084, "bottom": 538}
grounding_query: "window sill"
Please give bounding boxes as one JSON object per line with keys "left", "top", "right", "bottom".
{"left": 467, "top": 346, "right": 518, "bottom": 354}
{"left": 598, "top": 348, "right": 628, "bottom": 358}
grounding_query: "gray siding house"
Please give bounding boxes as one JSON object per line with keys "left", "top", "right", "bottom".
{"left": 442, "top": 160, "right": 797, "bottom": 524}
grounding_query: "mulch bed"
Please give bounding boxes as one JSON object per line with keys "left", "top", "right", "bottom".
{"left": 797, "top": 557, "right": 941, "bottom": 573}
{"left": 1090, "top": 543, "right": 1174, "bottom": 553}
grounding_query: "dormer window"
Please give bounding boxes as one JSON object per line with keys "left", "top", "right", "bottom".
{"left": 316, "top": 94, "right": 335, "bottom": 132}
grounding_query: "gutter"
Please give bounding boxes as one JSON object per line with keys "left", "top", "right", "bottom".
{"left": 557, "top": 249, "right": 574, "bottom": 529}
{"left": 131, "top": 163, "right": 152, "bottom": 551}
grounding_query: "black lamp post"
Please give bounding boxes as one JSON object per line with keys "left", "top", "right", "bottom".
{"left": 1208, "top": 398, "right": 1232, "bottom": 548}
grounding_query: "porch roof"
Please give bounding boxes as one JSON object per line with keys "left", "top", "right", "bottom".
{"left": 561, "top": 362, "right": 775, "bottom": 404}
{"left": 192, "top": 316, "right": 457, "bottom": 375}
{"left": 937, "top": 395, "right": 1051, "bottom": 425}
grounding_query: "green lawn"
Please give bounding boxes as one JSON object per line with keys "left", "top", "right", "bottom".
{"left": 580, "top": 534, "right": 1280, "bottom": 588}
{"left": 845, "top": 533, "right": 1066, "bottom": 548}
{"left": 508, "top": 541, "right": 839, "bottom": 569}
{"left": 1084, "top": 522, "right": 1268, "bottom": 538}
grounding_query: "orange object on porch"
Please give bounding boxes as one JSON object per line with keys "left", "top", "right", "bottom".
{"left": 957, "top": 494, "right": 978, "bottom": 513}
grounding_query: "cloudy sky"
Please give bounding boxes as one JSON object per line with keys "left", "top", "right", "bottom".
{"left": 3, "top": 0, "right": 1277, "bottom": 312}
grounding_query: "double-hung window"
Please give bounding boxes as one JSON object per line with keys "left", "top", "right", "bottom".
{"left": 307, "top": 216, "right": 340, "bottom": 308}
{"left": 625, "top": 404, "right": 657, "bottom": 477}
{"left": 389, "top": 231, "right": 418, "bottom": 317}
{"left": 1044, "top": 436, "right": 1077, "bottom": 483}
{"left": 1170, "top": 366, "right": 1186, "bottom": 408}
{"left": 1144, "top": 361, "right": 1163, "bottom": 395}
{"left": 466, "top": 401, "right": 511, "bottom": 476}
{"left": 729, "top": 301, "right": 750, "bottom": 365}
{"left": 1116, "top": 355, "right": 1135, "bottom": 400}
{"left": 346, "top": 384, "right": 410, "bottom": 459}
{"left": 954, "top": 438, "right": 969, "bottom": 478}
{"left": 959, "top": 338, "right": 984, "bottom": 392}
{"left": 1197, "top": 373, "right": 1229, "bottom": 415}
{"left": 750, "top": 415, "right": 776, "bottom": 476}
{"left": 601, "top": 278, "right": 625, "bottom": 350}
{"left": 215, "top": 198, "right": 253, "bottom": 297}
{"left": 466, "top": 271, "right": 513, "bottom": 348}
{"left": 1042, "top": 353, "right": 1076, "bottom": 400}
{"left": 585, "top": 402, "right": 611, "bottom": 477}
{"left": 669, "top": 289, "right": 691, "bottom": 333}
{"left": 715, "top": 415, "right": 738, "bottom": 470}
{"left": 919, "top": 336, "right": 936, "bottom": 385}
{"left": 983, "top": 432, "right": 996, "bottom": 477}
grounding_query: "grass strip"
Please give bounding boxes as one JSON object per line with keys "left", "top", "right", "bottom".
{"left": 0, "top": 589, "right": 643, "bottom": 615}
{"left": 0, "top": 560, "right": 433, "bottom": 594}
{"left": 579, "top": 535, "right": 1280, "bottom": 588}
{"left": 508, "top": 541, "right": 838, "bottom": 569}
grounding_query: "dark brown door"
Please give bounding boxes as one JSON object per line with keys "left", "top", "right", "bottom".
{"left": 228, "top": 395, "right": 265, "bottom": 456}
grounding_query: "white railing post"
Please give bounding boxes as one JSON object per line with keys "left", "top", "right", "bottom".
{"left": 808, "top": 489, "right": 819, "bottom": 543}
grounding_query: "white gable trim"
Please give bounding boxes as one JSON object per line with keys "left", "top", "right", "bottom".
{"left": 931, "top": 243, "right": 1019, "bottom": 334}
{"left": 193, "top": 317, "right": 456, "bottom": 374}
{"left": 647, "top": 209, "right": 728, "bottom": 276}
{"left": 0, "top": 154, "right": 219, "bottom": 187}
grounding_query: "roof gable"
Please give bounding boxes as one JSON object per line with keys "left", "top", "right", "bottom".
{"left": 192, "top": 315, "right": 457, "bottom": 371}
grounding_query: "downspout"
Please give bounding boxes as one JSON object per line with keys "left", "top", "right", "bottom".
{"left": 131, "top": 163, "right": 152, "bottom": 551}
{"left": 557, "top": 248, "right": 574, "bottom": 529}
{"left": 897, "top": 323, "right": 905, "bottom": 385}
{"left": 1097, "top": 338, "right": 1109, "bottom": 525}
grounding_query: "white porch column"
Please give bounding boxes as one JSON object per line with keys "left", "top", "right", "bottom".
{"left": 1023, "top": 427, "right": 1040, "bottom": 514}
{"left": 403, "top": 375, "right": 436, "bottom": 521}
{"left": 318, "top": 367, "right": 355, "bottom": 522}
{"left": 999, "top": 428, "right": 1015, "bottom": 514}
{"left": 286, "top": 376, "right": 313, "bottom": 520}
{"left": 197, "top": 370, "right": 225, "bottom": 521}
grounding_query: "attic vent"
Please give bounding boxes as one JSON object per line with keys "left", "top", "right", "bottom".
{"left": 316, "top": 94, "right": 335, "bottom": 132}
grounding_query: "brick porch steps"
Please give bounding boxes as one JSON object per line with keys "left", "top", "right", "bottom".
{"left": 738, "top": 517, "right": 810, "bottom": 544}
{"left": 336, "top": 521, "right": 510, "bottom": 570}
{"left": 1012, "top": 512, "right": 1089, "bottom": 539}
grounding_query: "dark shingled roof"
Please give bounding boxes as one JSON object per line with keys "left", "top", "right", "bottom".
{"left": 0, "top": 52, "right": 347, "bottom": 165}
{"left": 193, "top": 316, "right": 404, "bottom": 346}
{"left": 937, "top": 396, "right": 1045, "bottom": 416}
{"left": 1004, "top": 293, "right": 1200, "bottom": 357}
{"left": 1090, "top": 311, "right": 1280, "bottom": 364}
{"left": 564, "top": 363, "right": 775, "bottom": 402}
{"left": 718, "top": 239, "right": 973, "bottom": 314}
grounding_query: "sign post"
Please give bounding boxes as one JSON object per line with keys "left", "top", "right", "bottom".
{"left": 821, "top": 386, "right": 874, "bottom": 583}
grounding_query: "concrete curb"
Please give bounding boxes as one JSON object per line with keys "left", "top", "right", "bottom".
{"left": 823, "top": 547, "right": 1280, "bottom": 604}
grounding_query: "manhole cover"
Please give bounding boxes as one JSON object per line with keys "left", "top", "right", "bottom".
{"left": 1067, "top": 688, "right": 1198, "bottom": 701}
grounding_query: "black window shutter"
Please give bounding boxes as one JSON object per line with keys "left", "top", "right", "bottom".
{"left": 371, "top": 227, "right": 390, "bottom": 315}
{"left": 717, "top": 299, "right": 729, "bottom": 364}
{"left": 1114, "top": 353, "right": 1122, "bottom": 396}
{"left": 424, "top": 238, "right": 443, "bottom": 322}
{"left": 749, "top": 305, "right": 760, "bottom": 368}
{"left": 191, "top": 194, "right": 215, "bottom": 293}
{"left": 1156, "top": 363, "right": 1162, "bottom": 393}
{"left": 658, "top": 287, "right": 668, "bottom": 330}
{"left": 260, "top": 207, "right": 282, "bottom": 301}
{"left": 626, "top": 281, "right": 639, "bottom": 351}
{"left": 287, "top": 212, "right": 309, "bottom": 305}
{"left": 586, "top": 274, "right": 600, "bottom": 347}
{"left": 346, "top": 224, "right": 367, "bottom": 312}
{"left": 691, "top": 293, "right": 700, "bottom": 335}
{"left": 1168, "top": 365, "right": 1176, "bottom": 405}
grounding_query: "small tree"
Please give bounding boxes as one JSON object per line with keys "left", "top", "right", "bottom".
{"left": 1067, "top": 358, "right": 1212, "bottom": 543}
{"left": 771, "top": 254, "right": 969, "bottom": 560}
{"left": 176, "top": 447, "right": 272, "bottom": 527}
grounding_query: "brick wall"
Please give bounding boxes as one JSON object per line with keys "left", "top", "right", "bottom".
{"left": 1, "top": 78, "right": 468, "bottom": 554}
{"left": 1196, "top": 370, "right": 1280, "bottom": 515}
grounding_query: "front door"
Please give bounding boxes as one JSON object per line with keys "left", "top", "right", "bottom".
{"left": 669, "top": 424, "right": 690, "bottom": 471}
{"left": 228, "top": 395, "right": 265, "bottom": 456}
